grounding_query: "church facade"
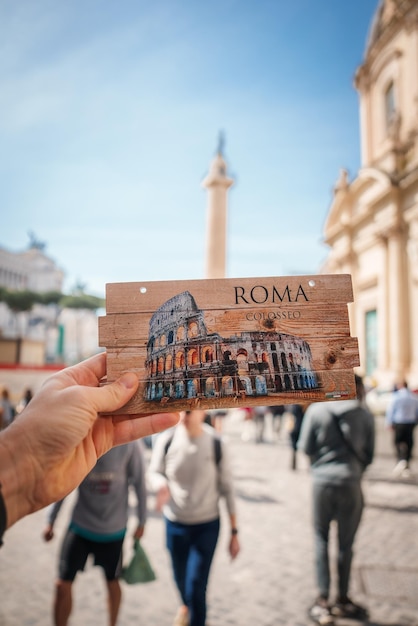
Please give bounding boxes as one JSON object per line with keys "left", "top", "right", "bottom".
{"left": 322, "top": 0, "right": 418, "bottom": 389}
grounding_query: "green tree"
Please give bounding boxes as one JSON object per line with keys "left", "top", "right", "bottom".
{"left": 59, "top": 293, "right": 104, "bottom": 310}
{"left": 0, "top": 288, "right": 104, "bottom": 311}
{"left": 0, "top": 289, "right": 37, "bottom": 312}
{"left": 37, "top": 291, "right": 63, "bottom": 305}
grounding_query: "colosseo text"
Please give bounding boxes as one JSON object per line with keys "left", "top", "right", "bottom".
{"left": 245, "top": 310, "right": 301, "bottom": 321}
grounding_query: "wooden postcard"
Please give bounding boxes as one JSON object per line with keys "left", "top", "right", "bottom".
{"left": 98, "top": 274, "right": 360, "bottom": 414}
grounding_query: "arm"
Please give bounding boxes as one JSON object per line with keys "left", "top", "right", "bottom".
{"left": 128, "top": 441, "right": 147, "bottom": 539}
{"left": 386, "top": 396, "right": 396, "bottom": 427}
{"left": 217, "top": 441, "right": 240, "bottom": 560}
{"left": 147, "top": 431, "right": 173, "bottom": 511}
{"left": 297, "top": 406, "right": 317, "bottom": 459}
{"left": 0, "top": 352, "right": 179, "bottom": 537}
{"left": 43, "top": 499, "right": 65, "bottom": 542}
{"left": 364, "top": 412, "right": 376, "bottom": 467}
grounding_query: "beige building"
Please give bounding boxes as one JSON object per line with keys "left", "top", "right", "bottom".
{"left": 323, "top": 0, "right": 418, "bottom": 389}
{"left": 0, "top": 242, "right": 98, "bottom": 365}
{"left": 0, "top": 242, "right": 64, "bottom": 293}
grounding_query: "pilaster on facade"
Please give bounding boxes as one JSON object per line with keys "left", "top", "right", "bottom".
{"left": 406, "top": 219, "right": 418, "bottom": 381}
{"left": 386, "top": 228, "right": 410, "bottom": 377}
{"left": 376, "top": 235, "right": 390, "bottom": 372}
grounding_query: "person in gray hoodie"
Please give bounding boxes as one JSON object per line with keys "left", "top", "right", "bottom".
{"left": 298, "top": 375, "right": 374, "bottom": 626}
{"left": 43, "top": 441, "right": 147, "bottom": 626}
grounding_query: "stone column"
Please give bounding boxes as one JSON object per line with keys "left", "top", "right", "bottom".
{"left": 386, "top": 225, "right": 410, "bottom": 380}
{"left": 406, "top": 217, "right": 418, "bottom": 386}
{"left": 377, "top": 235, "right": 389, "bottom": 372}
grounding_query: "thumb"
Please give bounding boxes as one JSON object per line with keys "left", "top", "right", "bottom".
{"left": 93, "top": 373, "right": 139, "bottom": 414}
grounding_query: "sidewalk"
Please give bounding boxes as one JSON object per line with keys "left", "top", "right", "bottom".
{"left": 0, "top": 412, "right": 417, "bottom": 626}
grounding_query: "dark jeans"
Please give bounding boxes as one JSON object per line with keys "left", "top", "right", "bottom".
{"left": 313, "top": 481, "right": 363, "bottom": 600}
{"left": 393, "top": 423, "right": 415, "bottom": 463}
{"left": 166, "top": 518, "right": 220, "bottom": 626}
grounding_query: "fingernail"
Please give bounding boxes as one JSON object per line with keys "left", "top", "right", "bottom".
{"left": 120, "top": 373, "right": 138, "bottom": 389}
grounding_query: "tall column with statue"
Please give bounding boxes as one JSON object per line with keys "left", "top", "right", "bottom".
{"left": 201, "top": 133, "right": 234, "bottom": 279}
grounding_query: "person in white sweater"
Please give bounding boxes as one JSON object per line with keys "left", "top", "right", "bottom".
{"left": 148, "top": 410, "right": 240, "bottom": 626}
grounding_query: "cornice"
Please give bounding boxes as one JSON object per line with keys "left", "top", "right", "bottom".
{"left": 357, "top": 0, "right": 418, "bottom": 84}
{"left": 357, "top": 276, "right": 378, "bottom": 291}
{"left": 397, "top": 164, "right": 418, "bottom": 188}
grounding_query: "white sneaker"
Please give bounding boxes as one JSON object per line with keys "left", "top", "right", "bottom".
{"left": 309, "top": 599, "right": 334, "bottom": 625}
{"left": 393, "top": 460, "right": 407, "bottom": 475}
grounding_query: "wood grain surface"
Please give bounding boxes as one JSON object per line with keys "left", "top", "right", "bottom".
{"left": 99, "top": 275, "right": 359, "bottom": 414}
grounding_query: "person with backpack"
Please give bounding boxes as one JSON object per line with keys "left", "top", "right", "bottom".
{"left": 298, "top": 375, "right": 375, "bottom": 625}
{"left": 148, "top": 410, "right": 240, "bottom": 626}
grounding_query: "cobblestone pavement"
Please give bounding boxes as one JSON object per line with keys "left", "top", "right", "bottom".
{"left": 1, "top": 412, "right": 417, "bottom": 626}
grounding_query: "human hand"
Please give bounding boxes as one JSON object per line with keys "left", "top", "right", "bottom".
{"left": 0, "top": 352, "right": 179, "bottom": 530}
{"left": 43, "top": 524, "right": 54, "bottom": 542}
{"left": 229, "top": 535, "right": 240, "bottom": 560}
{"left": 155, "top": 484, "right": 171, "bottom": 511}
{"left": 134, "top": 525, "right": 145, "bottom": 540}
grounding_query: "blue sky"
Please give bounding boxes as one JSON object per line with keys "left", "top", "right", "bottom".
{"left": 0, "top": 0, "right": 378, "bottom": 297}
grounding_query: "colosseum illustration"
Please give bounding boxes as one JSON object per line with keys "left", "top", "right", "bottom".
{"left": 144, "top": 291, "right": 319, "bottom": 402}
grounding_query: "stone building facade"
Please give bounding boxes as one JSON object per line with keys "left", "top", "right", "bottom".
{"left": 0, "top": 243, "right": 97, "bottom": 364}
{"left": 144, "top": 291, "right": 318, "bottom": 402}
{"left": 323, "top": 0, "right": 418, "bottom": 389}
{"left": 0, "top": 244, "right": 64, "bottom": 293}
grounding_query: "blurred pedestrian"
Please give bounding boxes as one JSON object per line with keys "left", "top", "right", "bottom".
{"left": 240, "top": 407, "right": 255, "bottom": 442}
{"left": 253, "top": 405, "right": 267, "bottom": 443}
{"left": 0, "top": 389, "right": 15, "bottom": 430}
{"left": 386, "top": 380, "right": 418, "bottom": 477}
{"left": 208, "top": 408, "right": 228, "bottom": 432}
{"left": 16, "top": 388, "right": 33, "bottom": 414}
{"left": 287, "top": 404, "right": 306, "bottom": 470}
{"left": 298, "top": 375, "right": 374, "bottom": 625}
{"left": 43, "top": 442, "right": 148, "bottom": 626}
{"left": 269, "top": 404, "right": 285, "bottom": 440}
{"left": 148, "top": 410, "right": 240, "bottom": 626}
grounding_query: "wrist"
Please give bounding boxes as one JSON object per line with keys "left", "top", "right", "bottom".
{"left": 0, "top": 483, "right": 6, "bottom": 546}
{"left": 231, "top": 527, "right": 238, "bottom": 536}
{"left": 0, "top": 425, "right": 36, "bottom": 528}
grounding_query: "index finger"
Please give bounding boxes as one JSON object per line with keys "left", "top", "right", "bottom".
{"left": 110, "top": 412, "right": 180, "bottom": 446}
{"left": 49, "top": 353, "right": 108, "bottom": 390}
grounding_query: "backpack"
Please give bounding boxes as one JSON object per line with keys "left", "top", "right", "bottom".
{"left": 164, "top": 432, "right": 222, "bottom": 467}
